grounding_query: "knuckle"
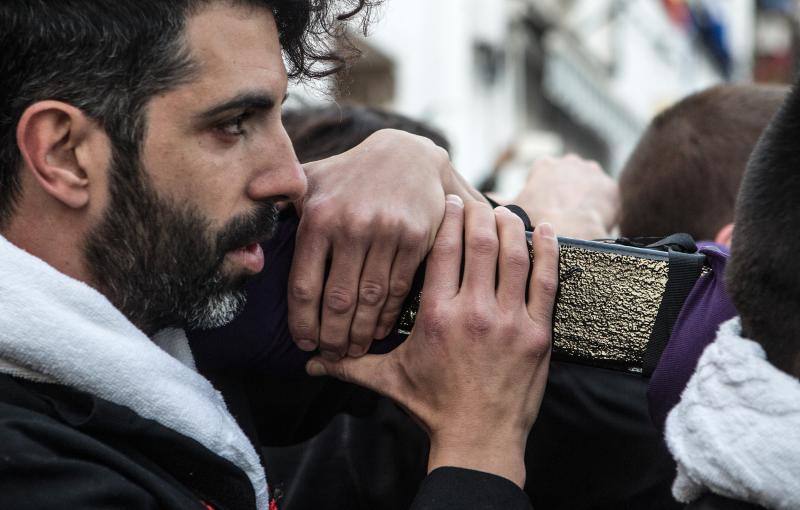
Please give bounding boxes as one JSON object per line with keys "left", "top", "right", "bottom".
{"left": 528, "top": 329, "right": 553, "bottom": 355}
{"left": 325, "top": 287, "right": 355, "bottom": 314}
{"left": 434, "top": 238, "right": 460, "bottom": 259}
{"left": 468, "top": 231, "right": 498, "bottom": 256}
{"left": 306, "top": 197, "right": 326, "bottom": 212}
{"left": 302, "top": 214, "right": 332, "bottom": 237}
{"left": 464, "top": 310, "right": 493, "bottom": 337}
{"left": 388, "top": 277, "right": 412, "bottom": 299}
{"left": 301, "top": 200, "right": 322, "bottom": 219}
{"left": 421, "top": 309, "right": 450, "bottom": 339}
{"left": 535, "top": 271, "right": 559, "bottom": 296}
{"left": 532, "top": 328, "right": 552, "bottom": 346}
{"left": 373, "top": 214, "right": 400, "bottom": 235}
{"left": 303, "top": 200, "right": 332, "bottom": 225}
{"left": 504, "top": 249, "right": 531, "bottom": 273}
{"left": 343, "top": 214, "right": 371, "bottom": 241}
{"left": 403, "top": 227, "right": 428, "bottom": 249}
{"left": 290, "top": 281, "right": 317, "bottom": 304}
{"left": 359, "top": 281, "right": 387, "bottom": 306}
{"left": 499, "top": 319, "right": 522, "bottom": 341}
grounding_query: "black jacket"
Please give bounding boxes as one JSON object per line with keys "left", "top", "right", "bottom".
{"left": 215, "top": 365, "right": 678, "bottom": 510}
{"left": 0, "top": 373, "right": 530, "bottom": 509}
{"left": 208, "top": 368, "right": 763, "bottom": 510}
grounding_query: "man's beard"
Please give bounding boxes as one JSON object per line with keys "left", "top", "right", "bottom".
{"left": 83, "top": 148, "right": 278, "bottom": 335}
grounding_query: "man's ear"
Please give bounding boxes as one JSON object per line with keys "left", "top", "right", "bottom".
{"left": 16, "top": 101, "right": 106, "bottom": 209}
{"left": 714, "top": 222, "right": 734, "bottom": 248}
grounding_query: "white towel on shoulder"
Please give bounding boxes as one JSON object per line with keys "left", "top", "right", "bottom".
{"left": 666, "top": 317, "right": 800, "bottom": 510}
{"left": 0, "top": 235, "right": 268, "bottom": 509}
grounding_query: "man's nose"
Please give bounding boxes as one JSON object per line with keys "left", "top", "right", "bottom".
{"left": 247, "top": 138, "right": 307, "bottom": 204}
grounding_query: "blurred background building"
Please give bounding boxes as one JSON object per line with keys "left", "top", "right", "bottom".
{"left": 289, "top": 0, "right": 800, "bottom": 197}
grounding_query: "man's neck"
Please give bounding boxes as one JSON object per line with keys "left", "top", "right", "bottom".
{"left": 2, "top": 217, "right": 163, "bottom": 336}
{"left": 4, "top": 214, "right": 92, "bottom": 284}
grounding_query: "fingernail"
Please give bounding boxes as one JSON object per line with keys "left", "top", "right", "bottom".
{"left": 297, "top": 339, "right": 317, "bottom": 351}
{"left": 537, "top": 222, "right": 555, "bottom": 239}
{"left": 306, "top": 360, "right": 327, "bottom": 377}
{"left": 446, "top": 194, "right": 463, "bottom": 207}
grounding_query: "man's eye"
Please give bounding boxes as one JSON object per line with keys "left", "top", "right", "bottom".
{"left": 216, "top": 112, "right": 252, "bottom": 137}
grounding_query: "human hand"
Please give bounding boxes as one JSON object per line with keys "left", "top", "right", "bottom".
{"left": 512, "top": 154, "right": 619, "bottom": 239}
{"left": 305, "top": 196, "right": 559, "bottom": 487}
{"left": 289, "top": 129, "right": 486, "bottom": 361}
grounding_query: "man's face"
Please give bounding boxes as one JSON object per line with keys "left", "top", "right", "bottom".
{"left": 84, "top": 4, "right": 306, "bottom": 334}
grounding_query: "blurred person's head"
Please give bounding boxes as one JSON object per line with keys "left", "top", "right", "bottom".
{"left": 283, "top": 104, "right": 450, "bottom": 163}
{"left": 727, "top": 79, "right": 800, "bottom": 378}
{"left": 0, "top": 0, "right": 372, "bottom": 334}
{"left": 619, "top": 84, "right": 787, "bottom": 246}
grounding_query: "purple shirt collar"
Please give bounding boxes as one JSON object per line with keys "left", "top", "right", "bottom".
{"left": 647, "top": 241, "right": 737, "bottom": 431}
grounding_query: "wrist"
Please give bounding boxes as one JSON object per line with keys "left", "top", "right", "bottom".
{"left": 428, "top": 431, "right": 527, "bottom": 488}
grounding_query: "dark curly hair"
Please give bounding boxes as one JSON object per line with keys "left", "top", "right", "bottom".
{"left": 271, "top": 0, "right": 379, "bottom": 79}
{"left": 0, "top": 0, "right": 378, "bottom": 227}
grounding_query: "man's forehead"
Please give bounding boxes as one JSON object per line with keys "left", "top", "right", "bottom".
{"left": 180, "top": 3, "right": 287, "bottom": 108}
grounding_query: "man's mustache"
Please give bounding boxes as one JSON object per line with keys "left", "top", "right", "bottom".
{"left": 215, "top": 201, "right": 278, "bottom": 258}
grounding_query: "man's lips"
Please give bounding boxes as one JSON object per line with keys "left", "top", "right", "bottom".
{"left": 225, "top": 242, "right": 265, "bottom": 274}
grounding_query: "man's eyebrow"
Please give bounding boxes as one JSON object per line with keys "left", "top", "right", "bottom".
{"left": 196, "top": 91, "right": 288, "bottom": 120}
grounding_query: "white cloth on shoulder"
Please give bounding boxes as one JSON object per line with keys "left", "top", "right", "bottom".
{"left": 0, "top": 235, "right": 268, "bottom": 510}
{"left": 665, "top": 317, "right": 800, "bottom": 510}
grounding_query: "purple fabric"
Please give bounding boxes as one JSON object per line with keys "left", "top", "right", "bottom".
{"left": 646, "top": 242, "right": 737, "bottom": 432}
{"left": 188, "top": 211, "right": 405, "bottom": 378}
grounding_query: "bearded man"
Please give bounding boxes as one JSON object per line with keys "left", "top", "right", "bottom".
{"left": 0, "top": 1, "right": 558, "bottom": 509}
